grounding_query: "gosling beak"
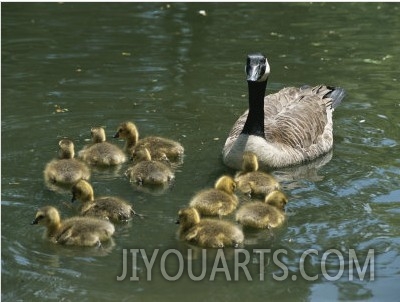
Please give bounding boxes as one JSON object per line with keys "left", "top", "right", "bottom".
{"left": 113, "top": 132, "right": 120, "bottom": 138}
{"left": 31, "top": 218, "right": 39, "bottom": 225}
{"left": 71, "top": 195, "right": 76, "bottom": 203}
{"left": 175, "top": 219, "right": 180, "bottom": 224}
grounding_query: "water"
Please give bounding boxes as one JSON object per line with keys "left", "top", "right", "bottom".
{"left": 2, "top": 2, "right": 400, "bottom": 301}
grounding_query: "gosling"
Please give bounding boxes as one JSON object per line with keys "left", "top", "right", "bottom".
{"left": 234, "top": 151, "right": 281, "bottom": 197}
{"left": 31, "top": 206, "right": 114, "bottom": 247}
{"left": 78, "top": 126, "right": 126, "bottom": 166}
{"left": 113, "top": 121, "right": 184, "bottom": 164}
{"left": 71, "top": 179, "right": 136, "bottom": 222}
{"left": 44, "top": 139, "right": 90, "bottom": 185}
{"left": 189, "top": 175, "right": 238, "bottom": 217}
{"left": 235, "top": 190, "right": 288, "bottom": 229}
{"left": 176, "top": 207, "right": 244, "bottom": 248}
{"left": 125, "top": 147, "right": 175, "bottom": 186}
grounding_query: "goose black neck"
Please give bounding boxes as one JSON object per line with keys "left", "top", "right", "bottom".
{"left": 241, "top": 80, "right": 267, "bottom": 136}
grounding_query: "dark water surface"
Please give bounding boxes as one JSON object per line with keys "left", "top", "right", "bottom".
{"left": 2, "top": 3, "right": 400, "bottom": 301}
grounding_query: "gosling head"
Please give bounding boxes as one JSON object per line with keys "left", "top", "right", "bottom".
{"left": 58, "top": 139, "right": 75, "bottom": 159}
{"left": 91, "top": 127, "right": 106, "bottom": 143}
{"left": 71, "top": 179, "right": 94, "bottom": 203}
{"left": 214, "top": 175, "right": 236, "bottom": 194}
{"left": 242, "top": 151, "right": 259, "bottom": 172}
{"left": 246, "top": 53, "right": 270, "bottom": 82}
{"left": 113, "top": 122, "right": 139, "bottom": 141}
{"left": 264, "top": 190, "right": 288, "bottom": 211}
{"left": 176, "top": 207, "right": 201, "bottom": 226}
{"left": 31, "top": 206, "right": 60, "bottom": 226}
{"left": 132, "top": 147, "right": 152, "bottom": 162}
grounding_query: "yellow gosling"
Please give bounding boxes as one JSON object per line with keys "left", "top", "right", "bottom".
{"left": 235, "top": 190, "right": 288, "bottom": 229}
{"left": 31, "top": 206, "right": 114, "bottom": 247}
{"left": 44, "top": 139, "right": 90, "bottom": 185}
{"left": 234, "top": 151, "right": 281, "bottom": 197}
{"left": 125, "top": 147, "right": 174, "bottom": 186}
{"left": 113, "top": 121, "right": 184, "bottom": 164}
{"left": 189, "top": 175, "right": 238, "bottom": 217}
{"left": 78, "top": 126, "right": 126, "bottom": 166}
{"left": 71, "top": 179, "right": 136, "bottom": 222}
{"left": 176, "top": 207, "right": 244, "bottom": 248}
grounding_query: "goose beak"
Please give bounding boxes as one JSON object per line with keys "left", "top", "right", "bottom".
{"left": 246, "top": 65, "right": 262, "bottom": 81}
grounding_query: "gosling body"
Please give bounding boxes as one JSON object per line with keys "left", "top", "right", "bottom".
{"left": 71, "top": 179, "right": 135, "bottom": 222}
{"left": 235, "top": 190, "right": 288, "bottom": 229}
{"left": 234, "top": 151, "right": 281, "bottom": 197}
{"left": 44, "top": 139, "right": 90, "bottom": 185}
{"left": 125, "top": 147, "right": 175, "bottom": 186}
{"left": 114, "top": 121, "right": 184, "bottom": 164}
{"left": 78, "top": 127, "right": 126, "bottom": 166}
{"left": 177, "top": 207, "right": 244, "bottom": 248}
{"left": 189, "top": 175, "right": 238, "bottom": 216}
{"left": 31, "top": 206, "right": 114, "bottom": 246}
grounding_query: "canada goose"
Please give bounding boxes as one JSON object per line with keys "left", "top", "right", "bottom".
{"left": 113, "top": 121, "right": 184, "bottom": 164}
{"left": 176, "top": 207, "right": 244, "bottom": 248}
{"left": 125, "top": 147, "right": 175, "bottom": 186}
{"left": 222, "top": 53, "right": 346, "bottom": 170}
{"left": 78, "top": 127, "right": 126, "bottom": 166}
{"left": 31, "top": 206, "right": 114, "bottom": 246}
{"left": 44, "top": 139, "right": 90, "bottom": 185}
{"left": 71, "top": 179, "right": 136, "bottom": 222}
{"left": 235, "top": 190, "right": 288, "bottom": 229}
{"left": 189, "top": 175, "right": 238, "bottom": 217}
{"left": 234, "top": 151, "right": 281, "bottom": 197}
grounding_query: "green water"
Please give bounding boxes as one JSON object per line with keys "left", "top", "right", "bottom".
{"left": 2, "top": 3, "right": 400, "bottom": 301}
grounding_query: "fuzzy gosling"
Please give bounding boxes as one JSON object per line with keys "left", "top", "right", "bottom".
{"left": 189, "top": 175, "right": 239, "bottom": 217}
{"left": 31, "top": 206, "right": 114, "bottom": 247}
{"left": 78, "top": 126, "right": 126, "bottom": 166}
{"left": 176, "top": 207, "right": 244, "bottom": 248}
{"left": 44, "top": 139, "right": 90, "bottom": 186}
{"left": 71, "top": 179, "right": 136, "bottom": 222}
{"left": 234, "top": 151, "right": 281, "bottom": 197}
{"left": 235, "top": 190, "right": 288, "bottom": 229}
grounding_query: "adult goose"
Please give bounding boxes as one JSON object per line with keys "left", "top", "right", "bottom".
{"left": 222, "top": 53, "right": 346, "bottom": 170}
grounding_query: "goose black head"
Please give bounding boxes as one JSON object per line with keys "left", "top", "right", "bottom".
{"left": 246, "top": 53, "right": 270, "bottom": 82}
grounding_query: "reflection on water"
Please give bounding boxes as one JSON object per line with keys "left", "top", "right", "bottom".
{"left": 2, "top": 2, "right": 400, "bottom": 301}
